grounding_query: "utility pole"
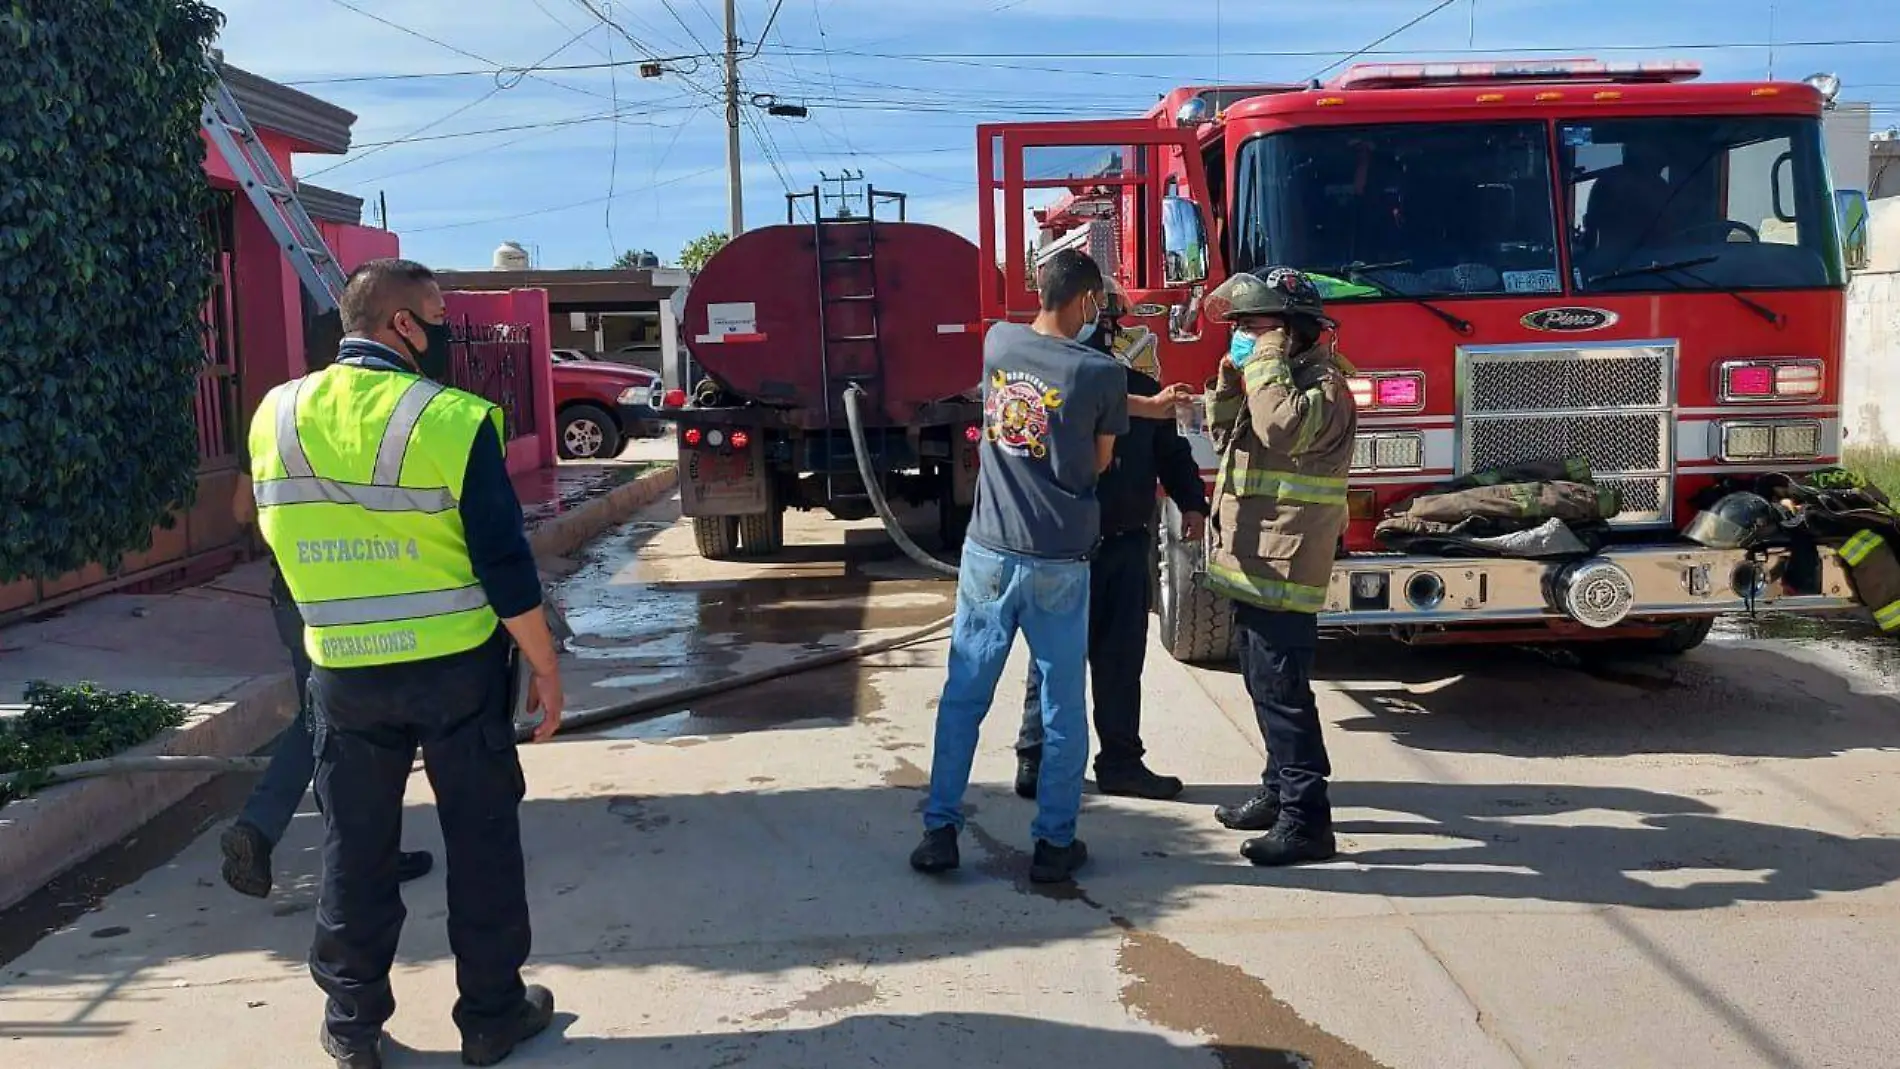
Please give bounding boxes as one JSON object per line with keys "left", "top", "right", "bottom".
{"left": 723, "top": 0, "right": 744, "bottom": 236}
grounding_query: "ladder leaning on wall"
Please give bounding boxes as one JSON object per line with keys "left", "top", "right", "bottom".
{"left": 198, "top": 61, "right": 348, "bottom": 314}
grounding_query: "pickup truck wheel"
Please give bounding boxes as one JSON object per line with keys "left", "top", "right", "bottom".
{"left": 738, "top": 508, "right": 785, "bottom": 556}
{"left": 694, "top": 516, "right": 740, "bottom": 560}
{"left": 559, "top": 404, "right": 622, "bottom": 460}
{"left": 1156, "top": 502, "right": 1234, "bottom": 664}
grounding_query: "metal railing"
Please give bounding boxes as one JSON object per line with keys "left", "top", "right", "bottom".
{"left": 447, "top": 319, "right": 538, "bottom": 442}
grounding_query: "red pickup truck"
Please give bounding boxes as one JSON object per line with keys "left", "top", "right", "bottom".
{"left": 551, "top": 349, "right": 665, "bottom": 459}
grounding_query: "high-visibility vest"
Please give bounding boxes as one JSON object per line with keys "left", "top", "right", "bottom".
{"left": 249, "top": 363, "right": 505, "bottom": 668}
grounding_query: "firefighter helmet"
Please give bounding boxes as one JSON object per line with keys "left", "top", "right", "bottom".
{"left": 1684, "top": 491, "right": 1786, "bottom": 550}
{"left": 1206, "top": 266, "right": 1329, "bottom": 323}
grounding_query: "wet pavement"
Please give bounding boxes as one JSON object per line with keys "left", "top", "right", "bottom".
{"left": 4, "top": 485, "right": 1900, "bottom": 1067}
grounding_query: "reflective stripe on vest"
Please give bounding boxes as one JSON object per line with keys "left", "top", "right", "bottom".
{"left": 1218, "top": 452, "right": 1348, "bottom": 506}
{"left": 252, "top": 366, "right": 501, "bottom": 668}
{"left": 1876, "top": 598, "right": 1900, "bottom": 632}
{"left": 1841, "top": 529, "right": 1885, "bottom": 567}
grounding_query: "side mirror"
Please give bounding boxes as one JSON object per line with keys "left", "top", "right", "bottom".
{"left": 1161, "top": 196, "right": 1209, "bottom": 285}
{"left": 1836, "top": 188, "right": 1870, "bottom": 271}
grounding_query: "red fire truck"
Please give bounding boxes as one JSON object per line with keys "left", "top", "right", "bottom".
{"left": 983, "top": 59, "right": 1866, "bottom": 661}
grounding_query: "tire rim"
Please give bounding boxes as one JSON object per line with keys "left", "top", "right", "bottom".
{"left": 565, "top": 418, "right": 605, "bottom": 457}
{"left": 1157, "top": 519, "right": 1180, "bottom": 633}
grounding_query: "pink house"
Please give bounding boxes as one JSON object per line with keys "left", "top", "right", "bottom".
{"left": 0, "top": 64, "right": 552, "bottom": 623}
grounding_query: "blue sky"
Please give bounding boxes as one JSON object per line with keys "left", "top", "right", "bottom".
{"left": 212, "top": 0, "right": 1900, "bottom": 271}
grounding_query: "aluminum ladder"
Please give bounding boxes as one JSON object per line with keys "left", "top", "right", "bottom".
{"left": 199, "top": 65, "right": 347, "bottom": 314}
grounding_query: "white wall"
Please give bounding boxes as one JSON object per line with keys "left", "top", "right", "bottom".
{"left": 1843, "top": 197, "right": 1900, "bottom": 449}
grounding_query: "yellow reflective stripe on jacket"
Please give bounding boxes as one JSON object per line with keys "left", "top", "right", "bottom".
{"left": 1291, "top": 386, "right": 1328, "bottom": 453}
{"left": 1203, "top": 559, "right": 1327, "bottom": 613}
{"left": 1241, "top": 356, "right": 1293, "bottom": 393}
{"left": 1841, "top": 529, "right": 1887, "bottom": 567}
{"left": 1875, "top": 599, "right": 1900, "bottom": 632}
{"left": 1218, "top": 455, "right": 1348, "bottom": 506}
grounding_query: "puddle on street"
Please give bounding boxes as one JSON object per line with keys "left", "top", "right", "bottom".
{"left": 1712, "top": 611, "right": 1900, "bottom": 693}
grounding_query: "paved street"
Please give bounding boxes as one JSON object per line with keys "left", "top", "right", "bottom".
{"left": 4, "top": 492, "right": 1900, "bottom": 1068}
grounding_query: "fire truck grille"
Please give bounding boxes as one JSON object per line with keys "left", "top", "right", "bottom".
{"left": 1459, "top": 344, "right": 1676, "bottom": 526}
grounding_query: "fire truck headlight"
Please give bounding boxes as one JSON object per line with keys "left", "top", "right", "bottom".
{"left": 1351, "top": 432, "right": 1424, "bottom": 473}
{"left": 1717, "top": 420, "right": 1822, "bottom": 461}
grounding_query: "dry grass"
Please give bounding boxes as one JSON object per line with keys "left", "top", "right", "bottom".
{"left": 1846, "top": 445, "right": 1900, "bottom": 501}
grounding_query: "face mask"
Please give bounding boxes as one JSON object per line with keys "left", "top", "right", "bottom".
{"left": 1075, "top": 322, "right": 1098, "bottom": 346}
{"left": 396, "top": 309, "right": 455, "bottom": 381}
{"left": 1230, "top": 327, "right": 1288, "bottom": 368}
{"left": 1228, "top": 332, "right": 1258, "bottom": 367}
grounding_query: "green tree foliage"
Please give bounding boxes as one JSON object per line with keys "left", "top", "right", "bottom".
{"left": 0, "top": 1, "right": 225, "bottom": 581}
{"left": 678, "top": 231, "right": 731, "bottom": 274}
{"left": 612, "top": 248, "right": 659, "bottom": 269}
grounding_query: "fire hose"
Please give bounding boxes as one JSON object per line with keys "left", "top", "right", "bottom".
{"left": 1, "top": 387, "right": 963, "bottom": 793}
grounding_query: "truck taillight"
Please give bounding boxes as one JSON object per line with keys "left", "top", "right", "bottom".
{"left": 683, "top": 427, "right": 703, "bottom": 447}
{"left": 1718, "top": 359, "right": 1823, "bottom": 402}
{"left": 662, "top": 388, "right": 688, "bottom": 409}
{"left": 1347, "top": 372, "right": 1425, "bottom": 412}
{"left": 964, "top": 425, "right": 981, "bottom": 443}
{"left": 729, "top": 430, "right": 750, "bottom": 450}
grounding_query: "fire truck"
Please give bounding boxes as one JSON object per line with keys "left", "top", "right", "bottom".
{"left": 983, "top": 59, "right": 1869, "bottom": 661}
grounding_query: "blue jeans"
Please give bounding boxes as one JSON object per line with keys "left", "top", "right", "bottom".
{"left": 239, "top": 592, "right": 318, "bottom": 846}
{"left": 924, "top": 541, "right": 1092, "bottom": 846}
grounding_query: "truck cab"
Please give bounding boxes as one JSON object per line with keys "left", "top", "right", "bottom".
{"left": 979, "top": 60, "right": 1868, "bottom": 661}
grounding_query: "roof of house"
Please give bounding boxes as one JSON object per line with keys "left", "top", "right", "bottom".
{"left": 220, "top": 61, "right": 355, "bottom": 155}
{"left": 296, "top": 183, "right": 364, "bottom": 226}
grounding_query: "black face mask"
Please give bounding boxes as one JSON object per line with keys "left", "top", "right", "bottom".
{"left": 395, "top": 309, "right": 455, "bottom": 382}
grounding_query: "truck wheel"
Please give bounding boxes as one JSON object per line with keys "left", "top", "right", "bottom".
{"left": 738, "top": 508, "right": 785, "bottom": 556}
{"left": 694, "top": 516, "right": 740, "bottom": 560}
{"left": 559, "top": 404, "right": 622, "bottom": 460}
{"left": 1580, "top": 616, "right": 1716, "bottom": 660}
{"left": 1156, "top": 503, "right": 1234, "bottom": 664}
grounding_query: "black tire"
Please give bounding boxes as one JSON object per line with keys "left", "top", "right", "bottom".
{"left": 738, "top": 507, "right": 785, "bottom": 556}
{"left": 1155, "top": 501, "right": 1235, "bottom": 664}
{"left": 1579, "top": 616, "right": 1716, "bottom": 660}
{"left": 558, "top": 404, "right": 622, "bottom": 460}
{"left": 694, "top": 516, "right": 740, "bottom": 560}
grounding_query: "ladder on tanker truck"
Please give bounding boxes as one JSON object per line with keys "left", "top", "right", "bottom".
{"left": 201, "top": 57, "right": 348, "bottom": 315}
{"left": 787, "top": 179, "right": 911, "bottom": 505}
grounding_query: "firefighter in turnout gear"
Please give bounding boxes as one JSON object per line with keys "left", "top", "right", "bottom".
{"left": 1200, "top": 267, "right": 1357, "bottom": 867}
{"left": 249, "top": 259, "right": 562, "bottom": 1069}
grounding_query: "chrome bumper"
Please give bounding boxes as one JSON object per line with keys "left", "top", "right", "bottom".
{"left": 1318, "top": 544, "right": 1859, "bottom": 628}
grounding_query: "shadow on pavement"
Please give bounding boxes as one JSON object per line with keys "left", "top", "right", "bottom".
{"left": 380, "top": 1011, "right": 1310, "bottom": 1069}
{"left": 1306, "top": 635, "right": 1900, "bottom": 761}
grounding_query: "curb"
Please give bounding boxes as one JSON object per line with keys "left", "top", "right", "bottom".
{"left": 0, "top": 464, "right": 680, "bottom": 913}
{"left": 527, "top": 464, "right": 679, "bottom": 560}
{"left": 0, "top": 674, "right": 297, "bottom": 913}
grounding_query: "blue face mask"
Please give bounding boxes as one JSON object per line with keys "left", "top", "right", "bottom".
{"left": 1076, "top": 322, "right": 1098, "bottom": 346}
{"left": 1228, "top": 332, "right": 1258, "bottom": 367}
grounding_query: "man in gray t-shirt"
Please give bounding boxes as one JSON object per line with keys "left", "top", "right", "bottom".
{"left": 912, "top": 249, "right": 1189, "bottom": 887}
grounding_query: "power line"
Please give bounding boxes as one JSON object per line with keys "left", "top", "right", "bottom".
{"left": 318, "top": 0, "right": 622, "bottom": 102}
{"left": 405, "top": 165, "right": 724, "bottom": 233}
{"left": 1308, "top": 0, "right": 1461, "bottom": 81}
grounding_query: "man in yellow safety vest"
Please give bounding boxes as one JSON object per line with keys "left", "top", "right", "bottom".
{"left": 249, "top": 258, "right": 562, "bottom": 1069}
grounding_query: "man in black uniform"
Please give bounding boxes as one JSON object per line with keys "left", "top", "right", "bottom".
{"left": 1013, "top": 281, "right": 1209, "bottom": 800}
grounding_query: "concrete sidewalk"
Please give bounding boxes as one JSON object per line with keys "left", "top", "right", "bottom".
{"left": 0, "top": 458, "right": 676, "bottom": 912}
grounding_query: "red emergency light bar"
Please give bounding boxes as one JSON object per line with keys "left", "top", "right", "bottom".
{"left": 1333, "top": 59, "right": 1702, "bottom": 92}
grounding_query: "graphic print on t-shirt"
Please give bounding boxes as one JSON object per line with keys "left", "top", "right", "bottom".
{"left": 985, "top": 368, "right": 1065, "bottom": 459}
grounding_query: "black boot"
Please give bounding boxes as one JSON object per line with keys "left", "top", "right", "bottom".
{"left": 1214, "top": 787, "right": 1281, "bottom": 831}
{"left": 909, "top": 826, "right": 960, "bottom": 874}
{"left": 1014, "top": 753, "right": 1040, "bottom": 800}
{"left": 1095, "top": 764, "right": 1185, "bottom": 801}
{"left": 461, "top": 985, "right": 556, "bottom": 1066}
{"left": 1241, "top": 818, "right": 1338, "bottom": 868}
{"left": 220, "top": 821, "right": 273, "bottom": 899}
{"left": 320, "top": 1026, "right": 383, "bottom": 1069}
{"left": 1029, "top": 838, "right": 1089, "bottom": 884}
{"left": 396, "top": 850, "right": 434, "bottom": 883}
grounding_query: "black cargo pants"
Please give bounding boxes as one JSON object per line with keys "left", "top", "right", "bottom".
{"left": 1016, "top": 529, "right": 1152, "bottom": 776}
{"left": 1233, "top": 602, "right": 1332, "bottom": 829}
{"left": 308, "top": 630, "right": 530, "bottom": 1050}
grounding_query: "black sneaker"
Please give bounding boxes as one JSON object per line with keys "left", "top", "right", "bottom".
{"left": 461, "top": 984, "right": 556, "bottom": 1066}
{"left": 1029, "top": 838, "right": 1089, "bottom": 884}
{"left": 1014, "top": 755, "right": 1040, "bottom": 800}
{"left": 909, "top": 826, "right": 960, "bottom": 874}
{"left": 397, "top": 850, "right": 434, "bottom": 883}
{"left": 1214, "top": 788, "right": 1281, "bottom": 832}
{"left": 1096, "top": 765, "right": 1185, "bottom": 801}
{"left": 320, "top": 1026, "right": 383, "bottom": 1069}
{"left": 1241, "top": 819, "right": 1338, "bottom": 868}
{"left": 220, "top": 821, "right": 273, "bottom": 899}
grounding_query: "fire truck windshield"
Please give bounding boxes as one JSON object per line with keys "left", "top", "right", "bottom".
{"left": 1562, "top": 116, "right": 1844, "bottom": 293}
{"left": 1232, "top": 121, "right": 1563, "bottom": 300}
